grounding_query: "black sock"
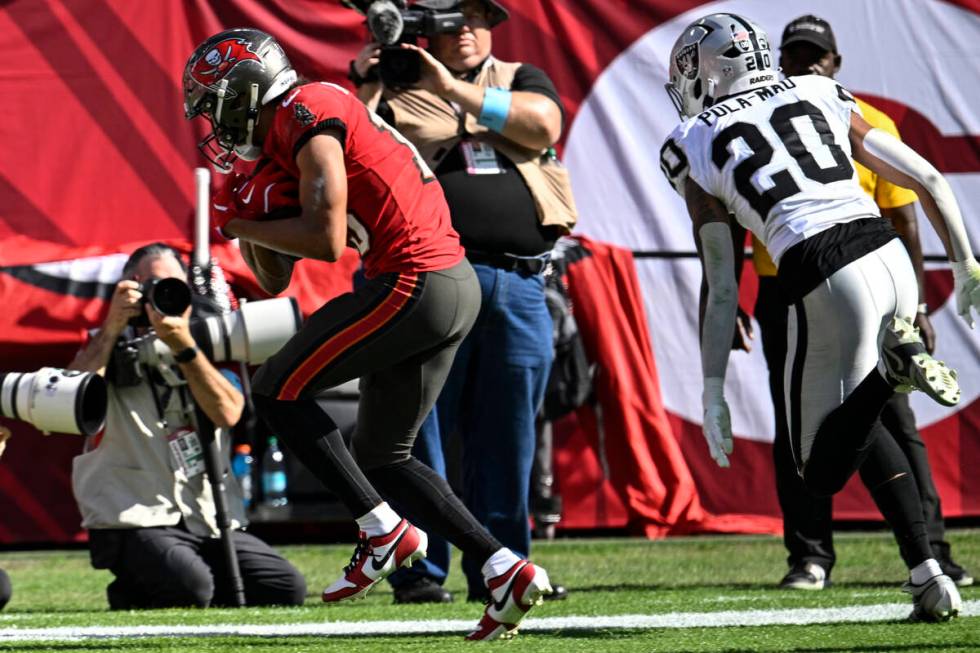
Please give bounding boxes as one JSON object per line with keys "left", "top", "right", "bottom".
{"left": 253, "top": 394, "right": 381, "bottom": 515}
{"left": 859, "top": 431, "right": 932, "bottom": 568}
{"left": 365, "top": 457, "right": 501, "bottom": 564}
{"left": 804, "top": 370, "right": 894, "bottom": 495}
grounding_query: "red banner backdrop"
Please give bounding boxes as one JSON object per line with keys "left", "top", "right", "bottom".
{"left": 0, "top": 0, "right": 976, "bottom": 543}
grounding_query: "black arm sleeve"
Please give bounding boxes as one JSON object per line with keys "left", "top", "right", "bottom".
{"left": 512, "top": 63, "right": 565, "bottom": 130}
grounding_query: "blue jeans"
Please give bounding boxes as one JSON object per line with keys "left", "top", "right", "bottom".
{"left": 390, "top": 264, "right": 553, "bottom": 593}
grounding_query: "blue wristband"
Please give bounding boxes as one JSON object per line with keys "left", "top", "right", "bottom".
{"left": 478, "top": 87, "right": 512, "bottom": 133}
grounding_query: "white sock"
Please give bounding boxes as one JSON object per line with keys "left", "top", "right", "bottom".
{"left": 482, "top": 547, "right": 522, "bottom": 580}
{"left": 355, "top": 502, "right": 402, "bottom": 537}
{"left": 910, "top": 558, "right": 943, "bottom": 585}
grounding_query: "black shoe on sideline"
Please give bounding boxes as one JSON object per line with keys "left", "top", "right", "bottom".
{"left": 467, "top": 587, "right": 490, "bottom": 603}
{"left": 393, "top": 577, "right": 453, "bottom": 604}
{"left": 939, "top": 557, "right": 975, "bottom": 588}
{"left": 779, "top": 562, "right": 830, "bottom": 590}
{"left": 543, "top": 582, "right": 568, "bottom": 601}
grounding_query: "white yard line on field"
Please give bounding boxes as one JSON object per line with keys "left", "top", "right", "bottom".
{"left": 1, "top": 600, "right": 977, "bottom": 641}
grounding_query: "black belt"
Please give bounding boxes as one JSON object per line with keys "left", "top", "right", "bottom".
{"left": 466, "top": 250, "right": 548, "bottom": 275}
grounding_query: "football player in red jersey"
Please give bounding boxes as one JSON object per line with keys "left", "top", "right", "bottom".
{"left": 183, "top": 29, "right": 552, "bottom": 639}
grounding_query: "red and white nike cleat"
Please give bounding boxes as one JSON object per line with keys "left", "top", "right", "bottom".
{"left": 466, "top": 560, "right": 553, "bottom": 641}
{"left": 321, "top": 519, "right": 427, "bottom": 603}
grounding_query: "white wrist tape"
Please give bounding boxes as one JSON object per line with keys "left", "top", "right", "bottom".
{"left": 863, "top": 128, "right": 971, "bottom": 262}
{"left": 699, "top": 222, "right": 737, "bottom": 381}
{"left": 952, "top": 257, "right": 980, "bottom": 282}
{"left": 702, "top": 376, "right": 725, "bottom": 403}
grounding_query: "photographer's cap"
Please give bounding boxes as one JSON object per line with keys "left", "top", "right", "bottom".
{"left": 781, "top": 15, "right": 837, "bottom": 54}
{"left": 414, "top": 0, "right": 509, "bottom": 28}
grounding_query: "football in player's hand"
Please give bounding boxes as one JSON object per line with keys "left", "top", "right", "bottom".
{"left": 235, "top": 158, "right": 300, "bottom": 222}
{"left": 240, "top": 240, "right": 295, "bottom": 295}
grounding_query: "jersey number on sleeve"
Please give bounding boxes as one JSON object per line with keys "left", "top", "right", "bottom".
{"left": 711, "top": 100, "right": 852, "bottom": 218}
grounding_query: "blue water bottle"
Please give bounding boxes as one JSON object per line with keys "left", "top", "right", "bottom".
{"left": 261, "top": 436, "right": 289, "bottom": 508}
{"left": 231, "top": 444, "right": 254, "bottom": 510}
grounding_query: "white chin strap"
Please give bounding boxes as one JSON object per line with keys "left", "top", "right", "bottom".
{"left": 214, "top": 78, "right": 229, "bottom": 125}
{"left": 242, "top": 82, "right": 260, "bottom": 154}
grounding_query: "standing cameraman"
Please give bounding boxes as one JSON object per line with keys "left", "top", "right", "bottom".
{"left": 68, "top": 243, "right": 305, "bottom": 609}
{"left": 352, "top": 0, "right": 575, "bottom": 603}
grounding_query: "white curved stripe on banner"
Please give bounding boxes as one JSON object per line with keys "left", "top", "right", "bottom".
{"left": 566, "top": 0, "right": 980, "bottom": 440}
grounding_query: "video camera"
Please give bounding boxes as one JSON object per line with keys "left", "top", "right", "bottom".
{"left": 344, "top": 0, "right": 465, "bottom": 87}
{"left": 109, "top": 296, "right": 302, "bottom": 387}
{"left": 0, "top": 368, "right": 107, "bottom": 436}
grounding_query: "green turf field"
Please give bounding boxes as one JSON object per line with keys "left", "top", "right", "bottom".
{"left": 1, "top": 529, "right": 978, "bottom": 651}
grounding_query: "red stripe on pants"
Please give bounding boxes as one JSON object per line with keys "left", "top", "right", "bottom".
{"left": 277, "top": 273, "right": 419, "bottom": 400}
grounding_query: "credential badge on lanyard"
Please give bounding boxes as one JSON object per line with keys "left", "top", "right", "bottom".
{"left": 461, "top": 140, "right": 503, "bottom": 175}
{"left": 167, "top": 428, "right": 206, "bottom": 478}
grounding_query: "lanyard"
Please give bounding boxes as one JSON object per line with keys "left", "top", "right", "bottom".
{"left": 144, "top": 365, "right": 191, "bottom": 429}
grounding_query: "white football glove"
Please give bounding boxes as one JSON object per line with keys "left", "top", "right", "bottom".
{"left": 952, "top": 258, "right": 980, "bottom": 329}
{"left": 702, "top": 377, "right": 733, "bottom": 468}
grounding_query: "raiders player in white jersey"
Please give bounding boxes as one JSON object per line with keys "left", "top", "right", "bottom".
{"left": 661, "top": 13, "right": 980, "bottom": 621}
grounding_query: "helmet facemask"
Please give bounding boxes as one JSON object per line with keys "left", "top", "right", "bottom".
{"left": 200, "top": 80, "right": 261, "bottom": 171}
{"left": 182, "top": 28, "right": 297, "bottom": 172}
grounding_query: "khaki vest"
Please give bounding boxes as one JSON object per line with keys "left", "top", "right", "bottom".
{"left": 72, "top": 362, "right": 246, "bottom": 536}
{"left": 384, "top": 58, "right": 577, "bottom": 232}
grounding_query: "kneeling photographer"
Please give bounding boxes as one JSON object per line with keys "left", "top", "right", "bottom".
{"left": 68, "top": 243, "right": 305, "bottom": 609}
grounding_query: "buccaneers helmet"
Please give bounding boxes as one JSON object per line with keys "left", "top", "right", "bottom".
{"left": 183, "top": 28, "right": 297, "bottom": 170}
{"left": 664, "top": 13, "right": 775, "bottom": 119}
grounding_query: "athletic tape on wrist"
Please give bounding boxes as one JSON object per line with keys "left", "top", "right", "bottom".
{"left": 478, "top": 87, "right": 511, "bottom": 132}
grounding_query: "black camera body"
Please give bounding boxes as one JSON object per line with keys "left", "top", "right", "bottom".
{"left": 108, "top": 338, "right": 146, "bottom": 388}
{"left": 128, "top": 277, "right": 193, "bottom": 328}
{"left": 347, "top": 0, "right": 465, "bottom": 87}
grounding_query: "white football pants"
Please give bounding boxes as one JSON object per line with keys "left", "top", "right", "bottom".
{"left": 785, "top": 237, "right": 918, "bottom": 468}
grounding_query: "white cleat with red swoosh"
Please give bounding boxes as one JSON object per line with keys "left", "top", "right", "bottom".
{"left": 466, "top": 560, "right": 553, "bottom": 641}
{"left": 321, "top": 518, "right": 427, "bottom": 603}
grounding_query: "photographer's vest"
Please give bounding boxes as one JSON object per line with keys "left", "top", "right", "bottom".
{"left": 383, "top": 57, "right": 577, "bottom": 232}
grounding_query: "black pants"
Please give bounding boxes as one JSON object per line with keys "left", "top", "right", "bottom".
{"left": 757, "top": 276, "right": 948, "bottom": 572}
{"left": 89, "top": 525, "right": 307, "bottom": 609}
{"left": 0, "top": 568, "right": 10, "bottom": 610}
{"left": 252, "top": 260, "right": 501, "bottom": 565}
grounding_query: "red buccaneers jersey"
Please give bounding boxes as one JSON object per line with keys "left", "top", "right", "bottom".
{"left": 262, "top": 82, "right": 463, "bottom": 277}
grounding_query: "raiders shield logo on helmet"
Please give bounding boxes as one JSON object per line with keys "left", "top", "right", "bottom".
{"left": 676, "top": 43, "right": 700, "bottom": 80}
